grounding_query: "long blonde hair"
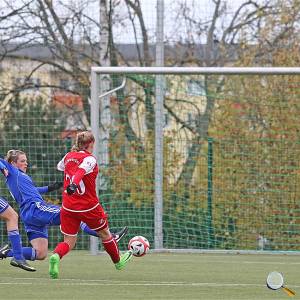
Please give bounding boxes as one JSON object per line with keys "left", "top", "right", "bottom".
{"left": 71, "top": 131, "right": 95, "bottom": 152}
{"left": 5, "top": 150, "right": 25, "bottom": 163}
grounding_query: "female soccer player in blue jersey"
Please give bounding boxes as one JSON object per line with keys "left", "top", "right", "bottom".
{"left": 0, "top": 150, "right": 127, "bottom": 267}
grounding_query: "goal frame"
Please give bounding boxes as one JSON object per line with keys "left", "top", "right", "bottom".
{"left": 90, "top": 67, "right": 300, "bottom": 255}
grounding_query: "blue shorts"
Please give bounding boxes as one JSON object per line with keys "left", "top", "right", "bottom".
{"left": 0, "top": 196, "right": 9, "bottom": 214}
{"left": 20, "top": 201, "right": 61, "bottom": 241}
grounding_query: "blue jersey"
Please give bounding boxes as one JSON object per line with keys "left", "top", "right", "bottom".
{"left": 0, "top": 158, "right": 48, "bottom": 209}
{"left": 0, "top": 158, "right": 61, "bottom": 241}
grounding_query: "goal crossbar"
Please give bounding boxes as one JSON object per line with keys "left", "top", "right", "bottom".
{"left": 92, "top": 66, "right": 300, "bottom": 75}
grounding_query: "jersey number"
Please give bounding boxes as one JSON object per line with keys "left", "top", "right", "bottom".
{"left": 65, "top": 174, "right": 85, "bottom": 195}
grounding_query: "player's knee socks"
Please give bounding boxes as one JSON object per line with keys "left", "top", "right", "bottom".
{"left": 5, "top": 247, "right": 36, "bottom": 261}
{"left": 80, "top": 222, "right": 98, "bottom": 237}
{"left": 22, "top": 247, "right": 37, "bottom": 260}
{"left": 102, "top": 236, "right": 120, "bottom": 263}
{"left": 8, "top": 230, "right": 23, "bottom": 260}
{"left": 53, "top": 242, "right": 70, "bottom": 259}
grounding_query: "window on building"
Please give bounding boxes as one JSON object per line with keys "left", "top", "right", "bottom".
{"left": 187, "top": 79, "right": 206, "bottom": 96}
{"left": 164, "top": 78, "right": 171, "bottom": 96}
{"left": 60, "top": 79, "right": 70, "bottom": 90}
{"left": 14, "top": 77, "right": 40, "bottom": 90}
{"left": 164, "top": 113, "right": 169, "bottom": 127}
{"left": 59, "top": 79, "right": 79, "bottom": 92}
{"left": 187, "top": 112, "right": 195, "bottom": 126}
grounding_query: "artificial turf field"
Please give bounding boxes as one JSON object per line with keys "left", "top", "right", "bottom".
{"left": 0, "top": 251, "right": 299, "bottom": 300}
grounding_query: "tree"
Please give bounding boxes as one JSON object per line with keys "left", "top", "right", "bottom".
{"left": 0, "top": 0, "right": 299, "bottom": 196}
{"left": 206, "top": 0, "right": 300, "bottom": 249}
{"left": 0, "top": 95, "right": 66, "bottom": 189}
{"left": 1, "top": 0, "right": 300, "bottom": 249}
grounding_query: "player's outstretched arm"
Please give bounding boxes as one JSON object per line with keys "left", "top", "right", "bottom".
{"left": 37, "top": 182, "right": 63, "bottom": 194}
{"left": 0, "top": 161, "right": 8, "bottom": 177}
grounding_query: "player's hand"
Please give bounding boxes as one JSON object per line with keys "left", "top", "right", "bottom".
{"left": 48, "top": 181, "right": 63, "bottom": 192}
{"left": 66, "top": 183, "right": 78, "bottom": 195}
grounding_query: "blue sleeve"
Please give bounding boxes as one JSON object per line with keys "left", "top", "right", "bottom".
{"left": 37, "top": 186, "right": 49, "bottom": 194}
{"left": 0, "top": 158, "right": 17, "bottom": 173}
{"left": 0, "top": 160, "right": 5, "bottom": 170}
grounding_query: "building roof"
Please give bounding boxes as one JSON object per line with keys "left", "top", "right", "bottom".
{"left": 0, "top": 43, "right": 238, "bottom": 63}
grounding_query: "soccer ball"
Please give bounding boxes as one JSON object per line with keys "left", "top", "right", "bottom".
{"left": 128, "top": 236, "right": 150, "bottom": 257}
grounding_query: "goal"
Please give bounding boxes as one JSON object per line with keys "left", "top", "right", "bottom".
{"left": 90, "top": 67, "right": 300, "bottom": 254}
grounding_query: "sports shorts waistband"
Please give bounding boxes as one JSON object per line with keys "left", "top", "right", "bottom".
{"left": 62, "top": 202, "right": 100, "bottom": 213}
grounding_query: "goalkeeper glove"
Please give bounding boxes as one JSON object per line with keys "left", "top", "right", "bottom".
{"left": 48, "top": 182, "right": 63, "bottom": 192}
{"left": 66, "top": 183, "right": 78, "bottom": 195}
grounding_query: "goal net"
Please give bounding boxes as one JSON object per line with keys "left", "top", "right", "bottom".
{"left": 91, "top": 67, "right": 300, "bottom": 253}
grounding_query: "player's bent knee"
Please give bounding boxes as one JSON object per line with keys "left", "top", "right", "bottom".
{"left": 36, "top": 249, "right": 48, "bottom": 260}
{"left": 37, "top": 253, "right": 47, "bottom": 260}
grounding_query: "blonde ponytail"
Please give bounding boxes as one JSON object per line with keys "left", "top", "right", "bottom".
{"left": 71, "top": 131, "right": 95, "bottom": 152}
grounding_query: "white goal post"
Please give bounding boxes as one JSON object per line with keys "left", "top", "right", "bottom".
{"left": 90, "top": 67, "right": 300, "bottom": 255}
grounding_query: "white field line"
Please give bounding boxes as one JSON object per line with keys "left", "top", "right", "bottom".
{"left": 0, "top": 277, "right": 299, "bottom": 288}
{"left": 147, "top": 259, "right": 300, "bottom": 265}
{"left": 199, "top": 260, "right": 300, "bottom": 265}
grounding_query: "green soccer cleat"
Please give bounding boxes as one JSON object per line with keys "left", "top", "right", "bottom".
{"left": 49, "top": 253, "right": 60, "bottom": 279}
{"left": 115, "top": 250, "right": 133, "bottom": 270}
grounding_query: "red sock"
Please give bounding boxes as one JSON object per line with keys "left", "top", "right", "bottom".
{"left": 53, "top": 242, "right": 70, "bottom": 259}
{"left": 102, "top": 236, "right": 120, "bottom": 263}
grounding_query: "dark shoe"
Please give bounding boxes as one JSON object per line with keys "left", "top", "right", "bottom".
{"left": 113, "top": 226, "right": 128, "bottom": 243}
{"left": 0, "top": 244, "right": 10, "bottom": 259}
{"left": 10, "top": 258, "right": 36, "bottom": 272}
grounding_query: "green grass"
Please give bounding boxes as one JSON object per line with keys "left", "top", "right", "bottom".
{"left": 0, "top": 251, "right": 299, "bottom": 300}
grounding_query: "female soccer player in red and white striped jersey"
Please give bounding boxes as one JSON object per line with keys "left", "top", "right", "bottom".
{"left": 49, "top": 131, "right": 133, "bottom": 279}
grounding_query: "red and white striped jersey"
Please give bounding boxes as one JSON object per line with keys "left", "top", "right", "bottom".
{"left": 57, "top": 151, "right": 99, "bottom": 212}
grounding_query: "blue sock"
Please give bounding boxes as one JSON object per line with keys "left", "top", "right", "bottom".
{"left": 80, "top": 222, "right": 98, "bottom": 237}
{"left": 5, "top": 247, "right": 36, "bottom": 261}
{"left": 8, "top": 230, "right": 24, "bottom": 260}
{"left": 22, "top": 247, "right": 37, "bottom": 261}
{"left": 5, "top": 249, "right": 13, "bottom": 257}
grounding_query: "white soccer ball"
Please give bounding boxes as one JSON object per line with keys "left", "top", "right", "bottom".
{"left": 128, "top": 236, "right": 150, "bottom": 257}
